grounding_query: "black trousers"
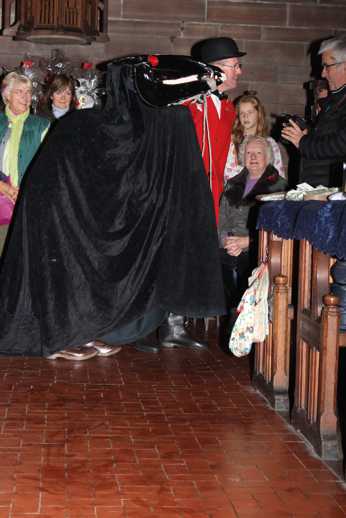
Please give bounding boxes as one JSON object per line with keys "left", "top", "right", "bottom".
{"left": 220, "top": 249, "right": 250, "bottom": 311}
{"left": 99, "top": 308, "right": 167, "bottom": 345}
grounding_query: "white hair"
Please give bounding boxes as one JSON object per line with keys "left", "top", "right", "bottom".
{"left": 1, "top": 72, "right": 32, "bottom": 104}
{"left": 319, "top": 36, "right": 346, "bottom": 62}
{"left": 244, "top": 135, "right": 274, "bottom": 165}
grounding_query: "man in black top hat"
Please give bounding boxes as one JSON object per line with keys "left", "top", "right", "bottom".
{"left": 191, "top": 37, "right": 246, "bottom": 82}
{"left": 188, "top": 37, "right": 246, "bottom": 221}
{"left": 157, "top": 38, "right": 246, "bottom": 351}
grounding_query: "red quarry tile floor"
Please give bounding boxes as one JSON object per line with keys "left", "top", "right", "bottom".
{"left": 0, "top": 320, "right": 346, "bottom": 517}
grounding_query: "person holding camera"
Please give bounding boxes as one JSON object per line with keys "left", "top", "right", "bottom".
{"left": 282, "top": 36, "right": 346, "bottom": 187}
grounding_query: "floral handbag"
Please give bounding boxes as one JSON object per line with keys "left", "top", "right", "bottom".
{"left": 229, "top": 262, "right": 269, "bottom": 357}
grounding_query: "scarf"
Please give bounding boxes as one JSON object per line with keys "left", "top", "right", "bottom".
{"left": 4, "top": 106, "right": 30, "bottom": 187}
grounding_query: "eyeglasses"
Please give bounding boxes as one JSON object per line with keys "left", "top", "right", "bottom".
{"left": 220, "top": 63, "right": 242, "bottom": 71}
{"left": 322, "top": 61, "right": 344, "bottom": 70}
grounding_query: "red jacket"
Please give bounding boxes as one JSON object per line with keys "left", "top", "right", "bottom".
{"left": 188, "top": 96, "right": 236, "bottom": 222}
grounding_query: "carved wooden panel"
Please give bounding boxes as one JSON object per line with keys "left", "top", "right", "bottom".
{"left": 35, "top": 0, "right": 58, "bottom": 26}
{"left": 12, "top": 0, "right": 106, "bottom": 43}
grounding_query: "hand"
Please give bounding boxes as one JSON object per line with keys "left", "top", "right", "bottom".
{"left": 281, "top": 119, "right": 308, "bottom": 148}
{"left": 0, "top": 181, "right": 18, "bottom": 203}
{"left": 224, "top": 236, "right": 250, "bottom": 257}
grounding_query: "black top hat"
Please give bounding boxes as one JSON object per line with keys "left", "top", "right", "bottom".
{"left": 191, "top": 37, "right": 246, "bottom": 64}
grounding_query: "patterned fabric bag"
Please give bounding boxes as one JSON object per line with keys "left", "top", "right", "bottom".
{"left": 229, "top": 262, "right": 269, "bottom": 357}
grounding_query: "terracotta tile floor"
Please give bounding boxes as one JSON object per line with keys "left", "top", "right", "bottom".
{"left": 0, "top": 321, "right": 346, "bottom": 517}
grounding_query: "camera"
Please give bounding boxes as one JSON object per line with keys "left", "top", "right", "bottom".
{"left": 277, "top": 113, "right": 308, "bottom": 145}
{"left": 279, "top": 113, "right": 308, "bottom": 131}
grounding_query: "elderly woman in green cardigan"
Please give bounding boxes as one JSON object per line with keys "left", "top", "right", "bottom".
{"left": 0, "top": 72, "right": 50, "bottom": 254}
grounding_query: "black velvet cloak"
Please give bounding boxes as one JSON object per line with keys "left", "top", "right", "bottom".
{"left": 0, "top": 61, "right": 225, "bottom": 356}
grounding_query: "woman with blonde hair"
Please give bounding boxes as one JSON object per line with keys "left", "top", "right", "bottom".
{"left": 225, "top": 91, "right": 285, "bottom": 181}
{"left": 0, "top": 72, "right": 49, "bottom": 253}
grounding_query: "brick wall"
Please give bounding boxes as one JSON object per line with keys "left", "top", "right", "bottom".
{"left": 0, "top": 0, "right": 344, "bottom": 121}
{"left": 105, "top": 0, "right": 345, "bottom": 121}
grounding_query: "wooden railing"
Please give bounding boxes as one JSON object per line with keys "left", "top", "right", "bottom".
{"left": 1, "top": 0, "right": 108, "bottom": 42}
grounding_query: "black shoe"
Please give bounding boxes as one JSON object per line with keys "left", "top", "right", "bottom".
{"left": 158, "top": 314, "right": 208, "bottom": 349}
{"left": 134, "top": 336, "right": 160, "bottom": 353}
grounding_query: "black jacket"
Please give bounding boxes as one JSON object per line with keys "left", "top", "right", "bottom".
{"left": 218, "top": 164, "right": 287, "bottom": 268}
{"left": 218, "top": 164, "right": 287, "bottom": 240}
{"left": 299, "top": 84, "right": 346, "bottom": 187}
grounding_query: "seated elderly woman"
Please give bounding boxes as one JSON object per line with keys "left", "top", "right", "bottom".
{"left": 39, "top": 74, "right": 76, "bottom": 121}
{"left": 0, "top": 72, "right": 50, "bottom": 254}
{"left": 218, "top": 135, "right": 287, "bottom": 314}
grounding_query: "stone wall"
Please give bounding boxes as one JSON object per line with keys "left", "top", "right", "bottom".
{"left": 0, "top": 0, "right": 345, "bottom": 121}
{"left": 105, "top": 0, "right": 345, "bottom": 120}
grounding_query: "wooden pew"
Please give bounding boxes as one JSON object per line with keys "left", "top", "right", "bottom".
{"left": 253, "top": 229, "right": 293, "bottom": 413}
{"left": 254, "top": 229, "right": 345, "bottom": 460}
{"left": 292, "top": 239, "right": 345, "bottom": 460}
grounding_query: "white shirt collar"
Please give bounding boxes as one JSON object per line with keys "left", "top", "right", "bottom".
{"left": 210, "top": 93, "right": 221, "bottom": 117}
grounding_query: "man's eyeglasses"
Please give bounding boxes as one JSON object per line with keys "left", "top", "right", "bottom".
{"left": 220, "top": 63, "right": 242, "bottom": 71}
{"left": 322, "top": 61, "right": 344, "bottom": 70}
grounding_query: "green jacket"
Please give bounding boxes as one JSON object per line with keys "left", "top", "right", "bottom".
{"left": 0, "top": 112, "right": 50, "bottom": 184}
